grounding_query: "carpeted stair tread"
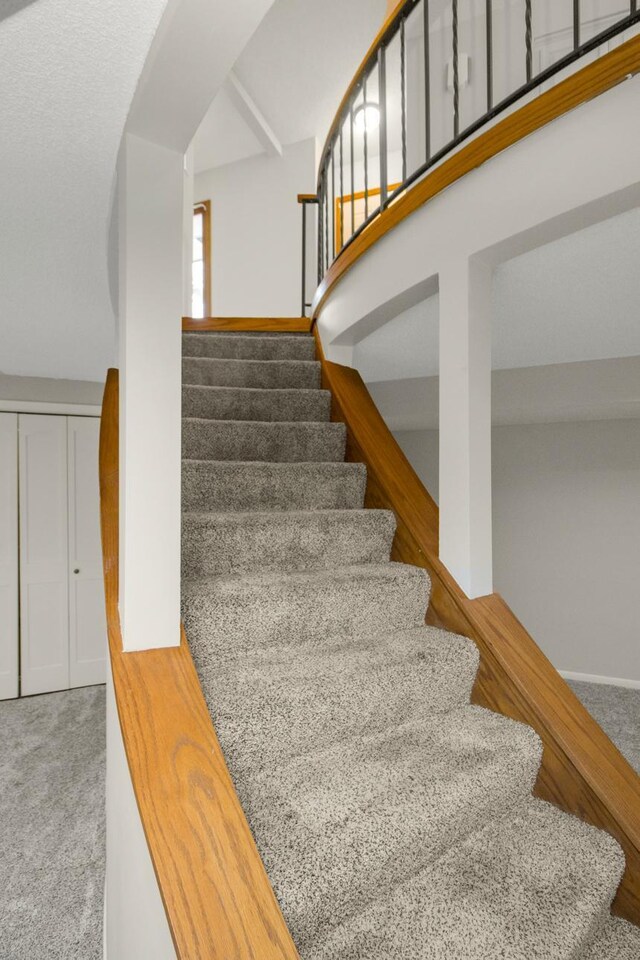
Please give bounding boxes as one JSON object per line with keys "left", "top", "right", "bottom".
{"left": 306, "top": 798, "right": 625, "bottom": 960}
{"left": 200, "top": 627, "right": 480, "bottom": 768}
{"left": 181, "top": 509, "right": 396, "bottom": 578}
{"left": 182, "top": 384, "right": 331, "bottom": 422}
{"left": 182, "top": 418, "right": 346, "bottom": 462}
{"left": 182, "top": 332, "right": 316, "bottom": 361}
{"left": 581, "top": 917, "right": 640, "bottom": 958}
{"left": 235, "top": 708, "right": 542, "bottom": 944}
{"left": 182, "top": 356, "right": 321, "bottom": 390}
{"left": 182, "top": 562, "right": 430, "bottom": 658}
{"left": 181, "top": 460, "right": 367, "bottom": 512}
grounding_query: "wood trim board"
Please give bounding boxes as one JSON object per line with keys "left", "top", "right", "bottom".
{"left": 182, "top": 316, "right": 311, "bottom": 333}
{"left": 99, "top": 369, "right": 300, "bottom": 959}
{"left": 193, "top": 200, "right": 212, "bottom": 318}
{"left": 314, "top": 329, "right": 640, "bottom": 925}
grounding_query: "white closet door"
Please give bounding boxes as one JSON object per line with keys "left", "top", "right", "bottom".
{"left": 0, "top": 414, "right": 19, "bottom": 700}
{"left": 68, "top": 417, "right": 106, "bottom": 687}
{"left": 19, "top": 414, "right": 70, "bottom": 695}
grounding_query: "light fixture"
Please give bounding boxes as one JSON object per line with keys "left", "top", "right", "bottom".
{"left": 354, "top": 102, "right": 380, "bottom": 134}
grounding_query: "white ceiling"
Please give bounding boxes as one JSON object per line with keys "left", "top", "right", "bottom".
{"left": 354, "top": 205, "right": 640, "bottom": 383}
{"left": 192, "top": 0, "right": 387, "bottom": 173}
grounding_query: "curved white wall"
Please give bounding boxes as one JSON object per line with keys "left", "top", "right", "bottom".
{"left": 0, "top": 0, "right": 169, "bottom": 382}
{"left": 317, "top": 67, "right": 640, "bottom": 352}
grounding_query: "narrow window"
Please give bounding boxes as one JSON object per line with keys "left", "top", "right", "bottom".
{"left": 192, "top": 201, "right": 211, "bottom": 318}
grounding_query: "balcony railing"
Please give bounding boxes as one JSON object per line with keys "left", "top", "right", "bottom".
{"left": 312, "top": 0, "right": 640, "bottom": 289}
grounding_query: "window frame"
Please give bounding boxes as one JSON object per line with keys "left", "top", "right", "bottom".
{"left": 192, "top": 200, "right": 212, "bottom": 318}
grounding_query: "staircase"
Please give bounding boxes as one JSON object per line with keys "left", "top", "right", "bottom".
{"left": 180, "top": 328, "right": 640, "bottom": 959}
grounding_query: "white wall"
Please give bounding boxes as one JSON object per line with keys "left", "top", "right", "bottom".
{"left": 0, "top": 0, "right": 169, "bottom": 384}
{"left": 394, "top": 421, "right": 640, "bottom": 685}
{"left": 0, "top": 373, "right": 103, "bottom": 407}
{"left": 195, "top": 138, "right": 316, "bottom": 316}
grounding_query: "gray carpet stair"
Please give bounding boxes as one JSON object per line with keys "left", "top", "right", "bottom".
{"left": 199, "top": 627, "right": 481, "bottom": 769}
{"left": 182, "top": 384, "right": 331, "bottom": 421}
{"left": 308, "top": 799, "right": 627, "bottom": 960}
{"left": 182, "top": 459, "right": 366, "bottom": 512}
{"left": 183, "top": 561, "right": 430, "bottom": 659}
{"left": 182, "top": 508, "right": 396, "bottom": 578}
{"left": 180, "top": 329, "right": 635, "bottom": 958}
{"left": 183, "top": 332, "right": 316, "bottom": 360}
{"left": 182, "top": 356, "right": 321, "bottom": 389}
{"left": 182, "top": 417, "right": 345, "bottom": 462}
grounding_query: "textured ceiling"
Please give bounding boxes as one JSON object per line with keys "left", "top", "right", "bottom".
{"left": 0, "top": 0, "right": 168, "bottom": 381}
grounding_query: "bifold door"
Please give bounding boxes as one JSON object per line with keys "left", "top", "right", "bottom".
{"left": 19, "top": 414, "right": 70, "bottom": 696}
{"left": 0, "top": 414, "right": 19, "bottom": 700}
{"left": 19, "top": 414, "right": 106, "bottom": 697}
{"left": 67, "top": 416, "right": 107, "bottom": 688}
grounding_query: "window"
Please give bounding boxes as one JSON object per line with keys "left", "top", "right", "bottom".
{"left": 192, "top": 201, "right": 211, "bottom": 318}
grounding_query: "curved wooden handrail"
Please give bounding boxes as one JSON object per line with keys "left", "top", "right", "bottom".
{"left": 314, "top": 331, "right": 640, "bottom": 926}
{"left": 317, "top": 0, "right": 407, "bottom": 170}
{"left": 312, "top": 31, "right": 640, "bottom": 320}
{"left": 99, "top": 369, "right": 299, "bottom": 959}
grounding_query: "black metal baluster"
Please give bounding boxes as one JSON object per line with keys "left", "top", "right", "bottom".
{"left": 400, "top": 16, "right": 407, "bottom": 182}
{"left": 301, "top": 201, "right": 307, "bottom": 315}
{"left": 331, "top": 143, "right": 335, "bottom": 261}
{"left": 339, "top": 126, "right": 344, "bottom": 249}
{"left": 423, "top": 0, "right": 431, "bottom": 161}
{"left": 452, "top": 0, "right": 459, "bottom": 138}
{"left": 349, "top": 103, "right": 355, "bottom": 238}
{"left": 378, "top": 46, "right": 388, "bottom": 208}
{"left": 632, "top": 0, "right": 638, "bottom": 14}
{"left": 363, "top": 74, "right": 369, "bottom": 220}
{"left": 318, "top": 183, "right": 324, "bottom": 285}
{"left": 486, "top": 0, "right": 493, "bottom": 110}
{"left": 525, "top": 0, "right": 533, "bottom": 82}
{"left": 324, "top": 168, "right": 329, "bottom": 273}
{"left": 573, "top": 0, "right": 580, "bottom": 50}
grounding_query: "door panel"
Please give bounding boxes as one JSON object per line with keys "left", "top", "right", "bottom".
{"left": 19, "top": 414, "right": 69, "bottom": 695}
{"left": 0, "top": 414, "right": 18, "bottom": 700}
{"left": 68, "top": 417, "right": 106, "bottom": 687}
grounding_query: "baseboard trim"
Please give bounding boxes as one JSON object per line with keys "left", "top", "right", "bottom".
{"left": 560, "top": 670, "right": 640, "bottom": 690}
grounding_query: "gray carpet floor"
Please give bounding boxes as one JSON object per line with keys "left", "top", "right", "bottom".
{"left": 568, "top": 680, "right": 640, "bottom": 774}
{"left": 0, "top": 686, "right": 105, "bottom": 960}
{"left": 180, "top": 330, "right": 640, "bottom": 959}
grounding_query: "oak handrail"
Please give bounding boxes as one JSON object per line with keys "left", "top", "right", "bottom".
{"left": 314, "top": 331, "right": 640, "bottom": 926}
{"left": 312, "top": 26, "right": 640, "bottom": 318}
{"left": 99, "top": 368, "right": 299, "bottom": 959}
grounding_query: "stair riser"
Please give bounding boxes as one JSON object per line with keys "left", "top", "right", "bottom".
{"left": 181, "top": 461, "right": 367, "bottom": 512}
{"left": 182, "top": 419, "right": 346, "bottom": 463}
{"left": 181, "top": 510, "right": 396, "bottom": 578}
{"left": 183, "top": 334, "right": 316, "bottom": 361}
{"left": 182, "top": 357, "right": 321, "bottom": 390}
{"left": 183, "top": 565, "right": 430, "bottom": 659}
{"left": 182, "top": 386, "right": 331, "bottom": 423}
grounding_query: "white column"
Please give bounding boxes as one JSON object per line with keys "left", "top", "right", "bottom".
{"left": 438, "top": 256, "right": 493, "bottom": 598}
{"left": 117, "top": 132, "right": 183, "bottom": 651}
